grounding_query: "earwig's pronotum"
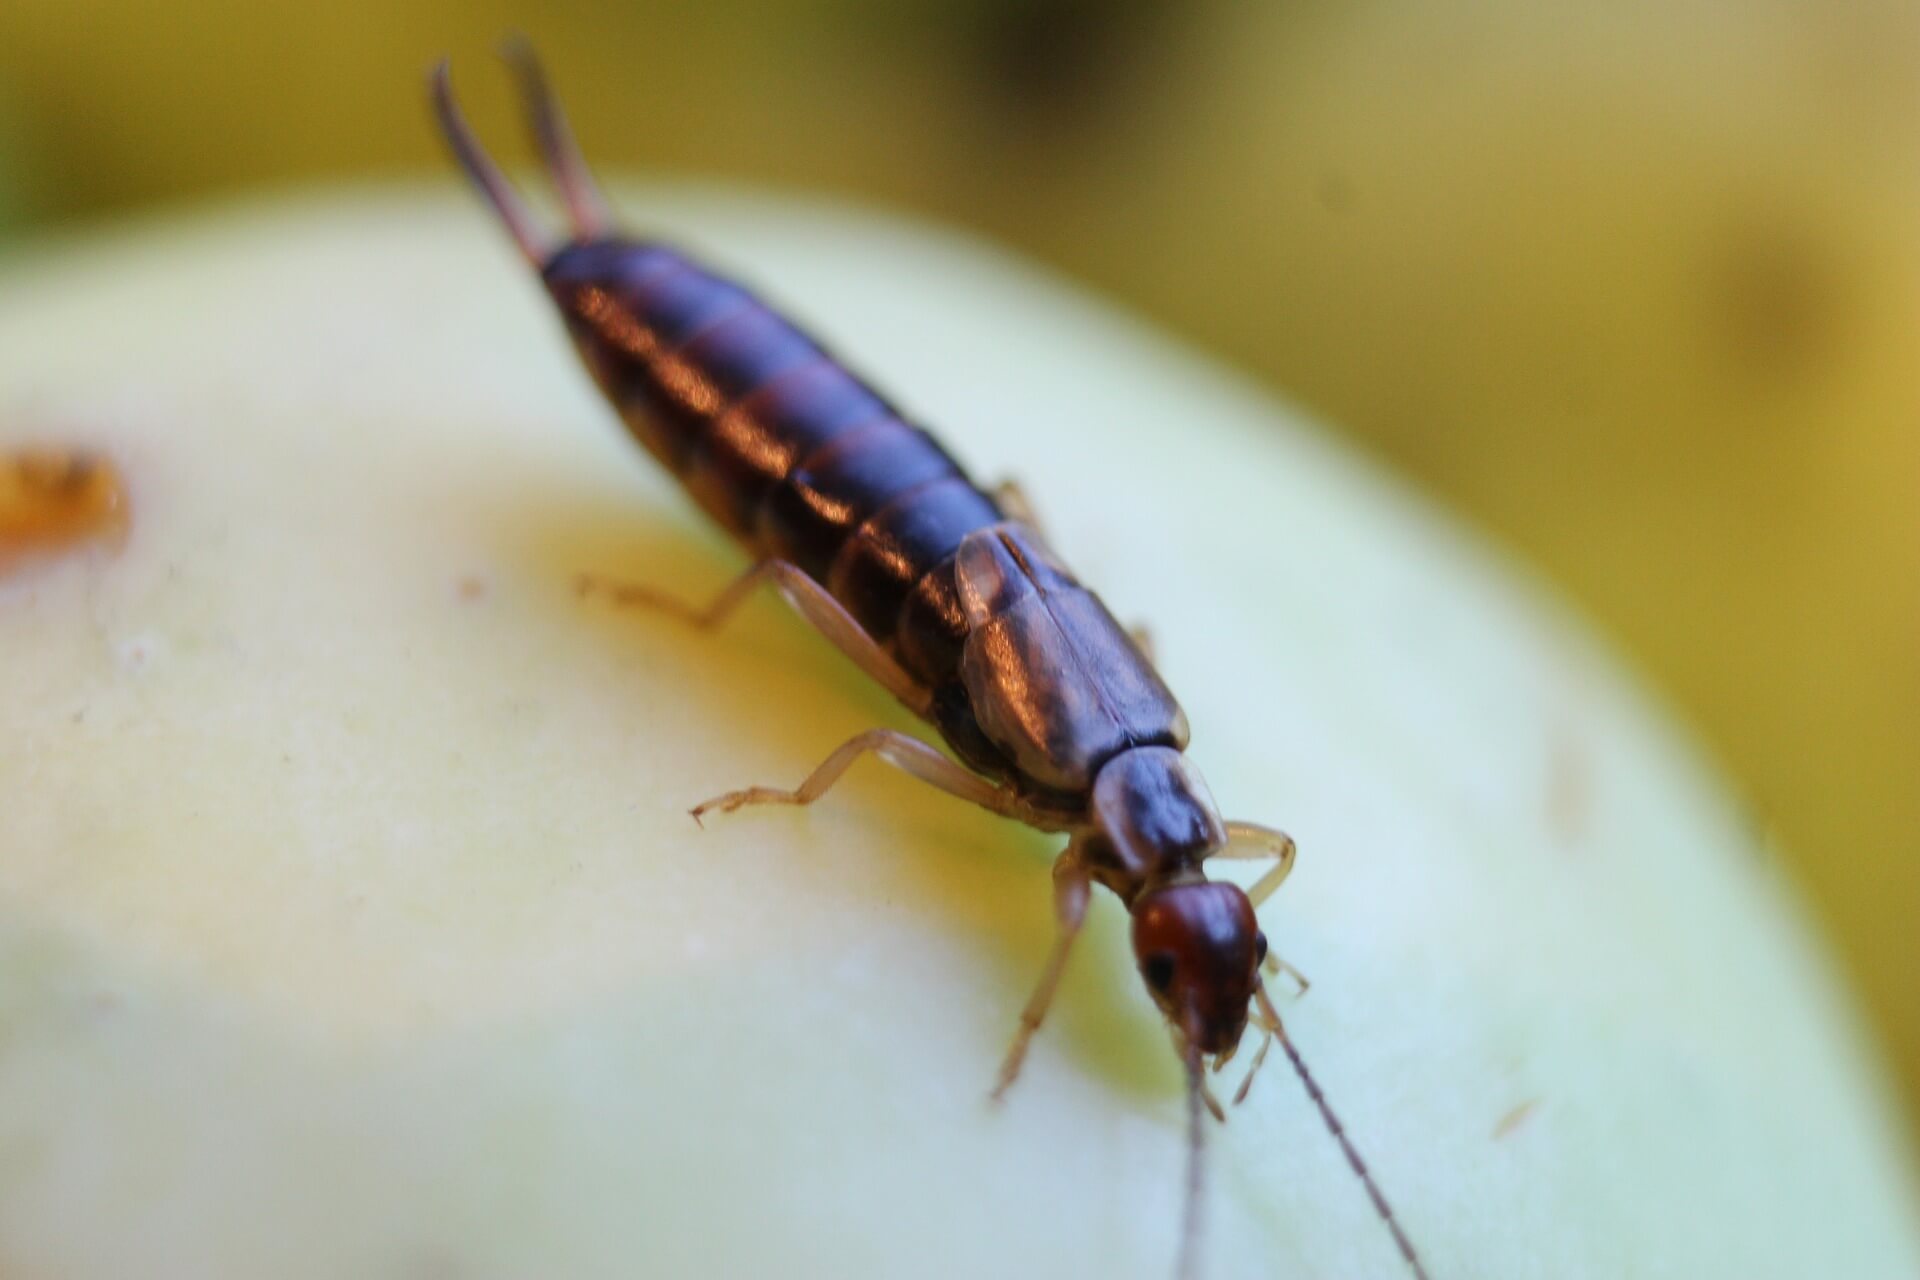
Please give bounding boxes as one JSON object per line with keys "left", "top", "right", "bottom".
{"left": 432, "top": 46, "right": 1428, "bottom": 1280}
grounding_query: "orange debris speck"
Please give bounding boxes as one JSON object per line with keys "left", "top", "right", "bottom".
{"left": 0, "top": 446, "right": 128, "bottom": 573}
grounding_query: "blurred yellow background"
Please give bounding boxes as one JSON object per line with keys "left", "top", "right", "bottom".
{"left": 2, "top": 0, "right": 1915, "bottom": 1140}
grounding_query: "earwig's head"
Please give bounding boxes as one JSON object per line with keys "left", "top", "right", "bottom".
{"left": 1131, "top": 880, "right": 1266, "bottom": 1057}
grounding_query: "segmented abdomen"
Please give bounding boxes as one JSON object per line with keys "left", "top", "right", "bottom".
{"left": 546, "top": 238, "right": 1003, "bottom": 692}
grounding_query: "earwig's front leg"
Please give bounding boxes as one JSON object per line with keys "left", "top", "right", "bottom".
{"left": 1213, "top": 821, "right": 1309, "bottom": 993}
{"left": 690, "top": 727, "right": 1024, "bottom": 825}
{"left": 1214, "top": 821, "right": 1297, "bottom": 906}
{"left": 577, "top": 559, "right": 930, "bottom": 715}
{"left": 991, "top": 843, "right": 1090, "bottom": 1101}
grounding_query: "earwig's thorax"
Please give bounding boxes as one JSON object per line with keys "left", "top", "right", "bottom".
{"left": 1090, "top": 745, "right": 1226, "bottom": 889}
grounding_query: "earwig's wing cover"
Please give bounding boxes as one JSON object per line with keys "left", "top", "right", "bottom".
{"left": 955, "top": 524, "right": 1189, "bottom": 794}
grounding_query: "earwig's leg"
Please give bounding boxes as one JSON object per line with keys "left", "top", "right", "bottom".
{"left": 577, "top": 560, "right": 930, "bottom": 715}
{"left": 1213, "top": 821, "right": 1298, "bottom": 907}
{"left": 1214, "top": 821, "right": 1309, "bottom": 992}
{"left": 690, "top": 727, "right": 1022, "bottom": 825}
{"left": 1269, "top": 957, "right": 1311, "bottom": 996}
{"left": 992, "top": 845, "right": 1090, "bottom": 1101}
{"left": 991, "top": 478, "right": 1045, "bottom": 536}
{"left": 1129, "top": 623, "right": 1157, "bottom": 665}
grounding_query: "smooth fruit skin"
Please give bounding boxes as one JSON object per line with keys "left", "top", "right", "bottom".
{"left": 0, "top": 189, "right": 1915, "bottom": 1280}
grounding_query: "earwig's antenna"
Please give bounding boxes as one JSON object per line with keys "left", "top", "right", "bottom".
{"left": 498, "top": 35, "right": 613, "bottom": 240}
{"left": 1254, "top": 981, "right": 1431, "bottom": 1280}
{"left": 1176, "top": 1044, "right": 1209, "bottom": 1280}
{"left": 429, "top": 60, "right": 549, "bottom": 265}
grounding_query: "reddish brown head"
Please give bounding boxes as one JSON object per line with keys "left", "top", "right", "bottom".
{"left": 1130, "top": 880, "right": 1266, "bottom": 1058}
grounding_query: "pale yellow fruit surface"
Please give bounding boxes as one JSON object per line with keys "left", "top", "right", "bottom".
{"left": 1, "top": 191, "right": 1916, "bottom": 1280}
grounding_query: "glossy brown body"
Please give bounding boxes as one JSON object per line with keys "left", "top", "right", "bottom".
{"left": 545, "top": 238, "right": 1190, "bottom": 816}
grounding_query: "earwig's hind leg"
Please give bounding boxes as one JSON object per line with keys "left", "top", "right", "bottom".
{"left": 498, "top": 36, "right": 611, "bottom": 239}
{"left": 992, "top": 844, "right": 1090, "bottom": 1101}
{"left": 1214, "top": 821, "right": 1309, "bottom": 993}
{"left": 690, "top": 727, "right": 1023, "bottom": 825}
{"left": 578, "top": 560, "right": 930, "bottom": 715}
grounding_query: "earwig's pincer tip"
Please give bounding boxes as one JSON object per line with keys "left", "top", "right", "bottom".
{"left": 495, "top": 36, "right": 551, "bottom": 124}
{"left": 495, "top": 30, "right": 537, "bottom": 68}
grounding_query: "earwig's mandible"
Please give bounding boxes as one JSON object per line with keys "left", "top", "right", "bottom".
{"left": 431, "top": 44, "right": 1428, "bottom": 1280}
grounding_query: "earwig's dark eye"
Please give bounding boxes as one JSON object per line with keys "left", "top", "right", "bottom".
{"left": 1143, "top": 952, "right": 1177, "bottom": 992}
{"left": 1255, "top": 933, "right": 1269, "bottom": 965}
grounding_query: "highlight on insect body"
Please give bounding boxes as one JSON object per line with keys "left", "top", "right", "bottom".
{"left": 431, "top": 45, "right": 1427, "bottom": 1280}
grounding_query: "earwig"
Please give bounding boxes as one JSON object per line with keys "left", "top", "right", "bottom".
{"left": 432, "top": 49, "right": 1429, "bottom": 1280}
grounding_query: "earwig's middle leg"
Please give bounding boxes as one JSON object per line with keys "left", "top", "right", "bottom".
{"left": 690, "top": 727, "right": 1024, "bottom": 825}
{"left": 577, "top": 558, "right": 930, "bottom": 714}
{"left": 992, "top": 844, "right": 1090, "bottom": 1101}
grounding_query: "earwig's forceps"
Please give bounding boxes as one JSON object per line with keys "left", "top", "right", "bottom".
{"left": 497, "top": 35, "right": 613, "bottom": 241}
{"left": 429, "top": 60, "right": 549, "bottom": 265}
